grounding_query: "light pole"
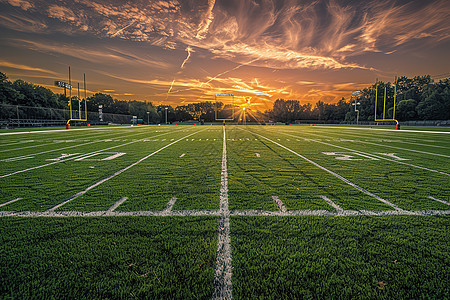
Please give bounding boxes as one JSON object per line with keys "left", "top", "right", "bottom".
{"left": 165, "top": 107, "right": 168, "bottom": 124}
{"left": 147, "top": 111, "right": 149, "bottom": 124}
{"left": 351, "top": 90, "right": 361, "bottom": 125}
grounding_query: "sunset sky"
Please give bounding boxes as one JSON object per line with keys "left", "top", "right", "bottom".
{"left": 0, "top": 0, "right": 449, "bottom": 111}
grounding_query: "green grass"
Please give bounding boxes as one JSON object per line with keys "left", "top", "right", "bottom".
{"left": 0, "top": 216, "right": 218, "bottom": 299}
{"left": 231, "top": 216, "right": 450, "bottom": 299}
{"left": 0, "top": 124, "right": 449, "bottom": 298}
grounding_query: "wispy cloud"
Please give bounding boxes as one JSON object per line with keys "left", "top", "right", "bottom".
{"left": 180, "top": 46, "right": 193, "bottom": 69}
{"left": 3, "top": 0, "right": 448, "bottom": 71}
{"left": 0, "top": 60, "right": 57, "bottom": 75}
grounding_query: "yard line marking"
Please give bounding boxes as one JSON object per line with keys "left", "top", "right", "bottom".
{"left": 428, "top": 196, "right": 450, "bottom": 206}
{"left": 351, "top": 140, "right": 450, "bottom": 158}
{"left": 307, "top": 128, "right": 447, "bottom": 148}
{"left": 0, "top": 125, "right": 150, "bottom": 136}
{"left": 272, "top": 196, "right": 287, "bottom": 212}
{"left": 0, "top": 127, "right": 190, "bottom": 178}
{"left": 0, "top": 141, "right": 66, "bottom": 153}
{"left": 0, "top": 140, "right": 35, "bottom": 147}
{"left": 245, "top": 129, "right": 403, "bottom": 211}
{"left": 1, "top": 156, "right": 34, "bottom": 162}
{"left": 106, "top": 197, "right": 128, "bottom": 212}
{"left": 279, "top": 131, "right": 450, "bottom": 176}
{"left": 230, "top": 209, "right": 450, "bottom": 216}
{"left": 319, "top": 126, "right": 450, "bottom": 134}
{"left": 0, "top": 197, "right": 22, "bottom": 207}
{"left": 2, "top": 209, "right": 450, "bottom": 218}
{"left": 319, "top": 195, "right": 343, "bottom": 213}
{"left": 212, "top": 126, "right": 233, "bottom": 300}
{"left": 0, "top": 126, "right": 167, "bottom": 161}
{"left": 179, "top": 153, "right": 186, "bottom": 158}
{"left": 46, "top": 128, "right": 207, "bottom": 211}
{"left": 163, "top": 196, "right": 177, "bottom": 213}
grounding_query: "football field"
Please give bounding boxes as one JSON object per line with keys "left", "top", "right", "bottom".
{"left": 1, "top": 125, "right": 449, "bottom": 298}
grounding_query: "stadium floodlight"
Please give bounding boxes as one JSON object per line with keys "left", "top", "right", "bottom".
{"left": 215, "top": 93, "right": 235, "bottom": 123}
{"left": 165, "top": 107, "right": 168, "bottom": 124}
{"left": 147, "top": 111, "right": 150, "bottom": 125}
{"left": 351, "top": 91, "right": 361, "bottom": 125}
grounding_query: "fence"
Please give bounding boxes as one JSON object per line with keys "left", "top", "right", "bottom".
{"left": 0, "top": 103, "right": 134, "bottom": 128}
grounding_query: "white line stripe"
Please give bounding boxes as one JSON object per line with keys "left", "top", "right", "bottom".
{"left": 0, "top": 140, "right": 35, "bottom": 147}
{"left": 1, "top": 209, "right": 449, "bottom": 218}
{"left": 0, "top": 197, "right": 22, "bottom": 207}
{"left": 272, "top": 196, "right": 287, "bottom": 212}
{"left": 0, "top": 125, "right": 150, "bottom": 136}
{"left": 107, "top": 197, "right": 128, "bottom": 212}
{"left": 179, "top": 153, "right": 186, "bottom": 158}
{"left": 245, "top": 129, "right": 403, "bottom": 211}
{"left": 0, "top": 128, "right": 189, "bottom": 178}
{"left": 280, "top": 131, "right": 450, "bottom": 176}
{"left": 319, "top": 126, "right": 450, "bottom": 134}
{"left": 428, "top": 196, "right": 450, "bottom": 206}
{"left": 0, "top": 126, "right": 170, "bottom": 162}
{"left": 352, "top": 140, "right": 450, "bottom": 158}
{"left": 46, "top": 129, "right": 206, "bottom": 212}
{"left": 163, "top": 197, "right": 177, "bottom": 212}
{"left": 0, "top": 141, "right": 66, "bottom": 153}
{"left": 319, "top": 195, "right": 343, "bottom": 213}
{"left": 212, "top": 126, "right": 233, "bottom": 300}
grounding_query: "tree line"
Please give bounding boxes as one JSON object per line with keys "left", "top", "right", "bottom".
{"left": 1, "top": 71, "right": 449, "bottom": 123}
{"left": 268, "top": 75, "right": 449, "bottom": 123}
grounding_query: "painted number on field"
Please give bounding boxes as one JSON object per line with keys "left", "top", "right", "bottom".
{"left": 322, "top": 152, "right": 379, "bottom": 161}
{"left": 377, "top": 153, "right": 409, "bottom": 160}
{"left": 46, "top": 153, "right": 81, "bottom": 161}
{"left": 75, "top": 152, "right": 126, "bottom": 161}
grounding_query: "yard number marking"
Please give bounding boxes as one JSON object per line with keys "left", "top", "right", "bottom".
{"left": 322, "top": 152, "right": 379, "bottom": 161}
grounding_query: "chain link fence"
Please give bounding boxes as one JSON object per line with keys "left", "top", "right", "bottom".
{"left": 0, "top": 103, "right": 134, "bottom": 128}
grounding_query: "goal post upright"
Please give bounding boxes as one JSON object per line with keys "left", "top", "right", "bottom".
{"left": 215, "top": 93, "right": 235, "bottom": 123}
{"left": 374, "top": 77, "right": 399, "bottom": 129}
{"left": 65, "top": 68, "right": 88, "bottom": 128}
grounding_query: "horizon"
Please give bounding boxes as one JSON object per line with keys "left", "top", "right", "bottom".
{"left": 0, "top": 0, "right": 449, "bottom": 111}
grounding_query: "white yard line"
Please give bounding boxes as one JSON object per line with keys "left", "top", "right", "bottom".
{"left": 0, "top": 128, "right": 190, "bottom": 178}
{"left": 0, "top": 140, "right": 35, "bottom": 147}
{"left": 352, "top": 140, "right": 450, "bottom": 158}
{"left": 0, "top": 197, "right": 22, "bottom": 207}
{"left": 0, "top": 141, "right": 66, "bottom": 153}
{"left": 162, "top": 196, "right": 177, "bottom": 213}
{"left": 319, "top": 195, "right": 343, "bottom": 213}
{"left": 46, "top": 129, "right": 207, "bottom": 212}
{"left": 279, "top": 131, "right": 450, "bottom": 176}
{"left": 106, "top": 197, "right": 128, "bottom": 212}
{"left": 1, "top": 209, "right": 449, "bottom": 218}
{"left": 272, "top": 196, "right": 287, "bottom": 212}
{"left": 212, "top": 126, "right": 233, "bottom": 300}
{"left": 428, "top": 196, "right": 450, "bottom": 206}
{"left": 0, "top": 126, "right": 171, "bottom": 162}
{"left": 179, "top": 153, "right": 186, "bottom": 158}
{"left": 319, "top": 126, "right": 450, "bottom": 134}
{"left": 245, "top": 129, "right": 403, "bottom": 211}
{"left": 0, "top": 126, "right": 150, "bottom": 136}
{"left": 230, "top": 209, "right": 449, "bottom": 216}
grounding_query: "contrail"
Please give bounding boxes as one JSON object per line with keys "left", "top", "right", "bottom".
{"left": 180, "top": 46, "right": 193, "bottom": 69}
{"left": 111, "top": 21, "right": 136, "bottom": 37}
{"left": 200, "top": 57, "right": 260, "bottom": 87}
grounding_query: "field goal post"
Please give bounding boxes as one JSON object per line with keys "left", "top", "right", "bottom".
{"left": 66, "top": 70, "right": 88, "bottom": 129}
{"left": 374, "top": 77, "right": 400, "bottom": 129}
{"left": 215, "top": 93, "right": 235, "bottom": 124}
